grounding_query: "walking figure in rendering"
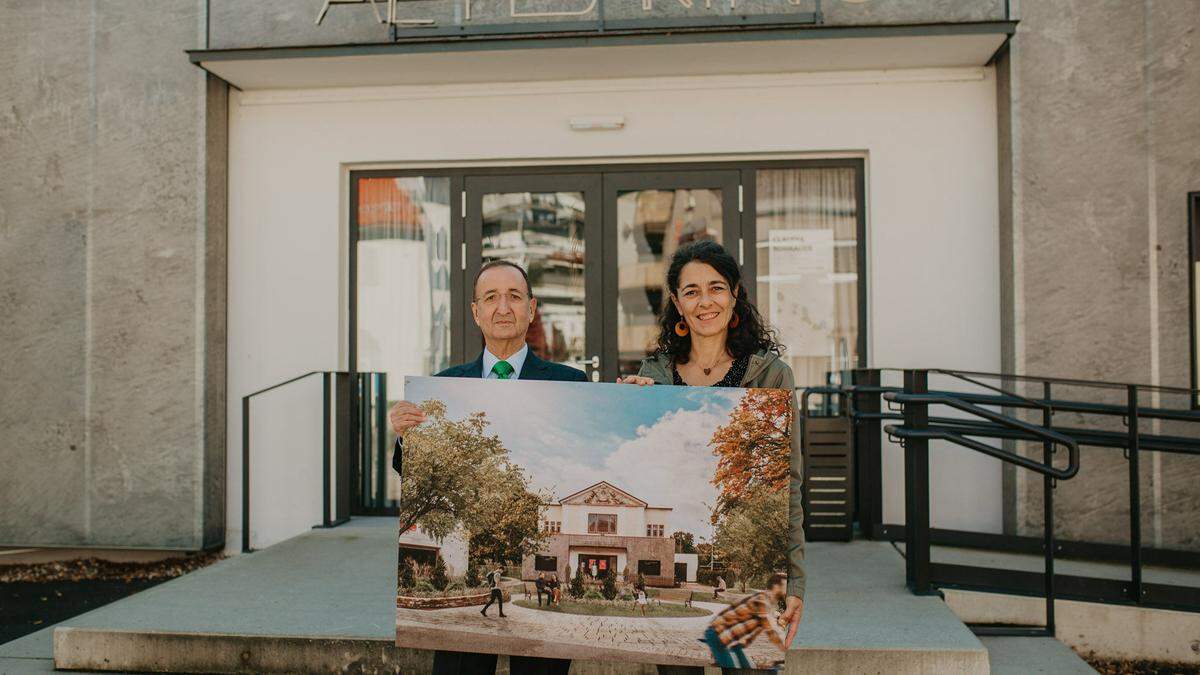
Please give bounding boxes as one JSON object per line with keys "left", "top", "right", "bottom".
{"left": 702, "top": 573, "right": 788, "bottom": 669}
{"left": 481, "top": 565, "right": 506, "bottom": 618}
{"left": 535, "top": 572, "right": 547, "bottom": 607}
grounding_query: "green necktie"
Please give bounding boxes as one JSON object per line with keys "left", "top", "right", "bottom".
{"left": 491, "top": 360, "right": 515, "bottom": 380}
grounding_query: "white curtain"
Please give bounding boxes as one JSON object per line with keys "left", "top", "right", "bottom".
{"left": 755, "top": 168, "right": 860, "bottom": 391}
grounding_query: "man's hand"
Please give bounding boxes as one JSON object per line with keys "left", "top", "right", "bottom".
{"left": 779, "top": 595, "right": 804, "bottom": 648}
{"left": 616, "top": 375, "right": 655, "bottom": 386}
{"left": 388, "top": 401, "right": 426, "bottom": 436}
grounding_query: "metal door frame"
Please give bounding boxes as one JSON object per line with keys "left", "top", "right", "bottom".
{"left": 346, "top": 158, "right": 868, "bottom": 514}
{"left": 463, "top": 173, "right": 605, "bottom": 381}
{"left": 601, "top": 170, "right": 741, "bottom": 381}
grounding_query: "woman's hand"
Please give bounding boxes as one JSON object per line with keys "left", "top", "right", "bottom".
{"left": 616, "top": 375, "right": 655, "bottom": 386}
{"left": 779, "top": 595, "right": 804, "bottom": 647}
{"left": 388, "top": 401, "right": 426, "bottom": 435}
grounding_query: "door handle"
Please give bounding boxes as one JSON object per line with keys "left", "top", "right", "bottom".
{"left": 589, "top": 355, "right": 600, "bottom": 382}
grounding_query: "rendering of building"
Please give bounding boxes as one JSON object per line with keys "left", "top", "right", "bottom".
{"left": 520, "top": 482, "right": 677, "bottom": 587}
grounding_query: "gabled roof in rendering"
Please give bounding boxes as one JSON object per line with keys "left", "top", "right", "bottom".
{"left": 558, "top": 481, "right": 648, "bottom": 508}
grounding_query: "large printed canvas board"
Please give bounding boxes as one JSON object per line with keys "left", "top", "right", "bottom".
{"left": 395, "top": 377, "right": 795, "bottom": 667}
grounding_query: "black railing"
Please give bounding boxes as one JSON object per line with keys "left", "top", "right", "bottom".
{"left": 241, "top": 370, "right": 380, "bottom": 553}
{"left": 885, "top": 370, "right": 1079, "bottom": 637}
{"left": 803, "top": 368, "right": 1200, "bottom": 637}
{"left": 353, "top": 372, "right": 396, "bottom": 514}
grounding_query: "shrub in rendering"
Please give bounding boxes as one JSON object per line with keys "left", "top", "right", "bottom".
{"left": 431, "top": 555, "right": 450, "bottom": 591}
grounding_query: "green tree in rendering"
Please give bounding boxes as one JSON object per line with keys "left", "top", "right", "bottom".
{"left": 601, "top": 569, "right": 618, "bottom": 600}
{"left": 430, "top": 554, "right": 450, "bottom": 591}
{"left": 673, "top": 530, "right": 697, "bottom": 554}
{"left": 712, "top": 488, "right": 788, "bottom": 592}
{"left": 467, "top": 465, "right": 550, "bottom": 565}
{"left": 398, "top": 559, "right": 415, "bottom": 590}
{"left": 463, "top": 562, "right": 481, "bottom": 589}
{"left": 399, "top": 400, "right": 547, "bottom": 565}
{"left": 569, "top": 563, "right": 586, "bottom": 599}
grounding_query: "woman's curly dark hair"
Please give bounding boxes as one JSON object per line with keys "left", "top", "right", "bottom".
{"left": 654, "top": 240, "right": 781, "bottom": 364}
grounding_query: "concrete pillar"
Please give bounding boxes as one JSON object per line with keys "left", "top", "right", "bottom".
{"left": 0, "top": 2, "right": 227, "bottom": 550}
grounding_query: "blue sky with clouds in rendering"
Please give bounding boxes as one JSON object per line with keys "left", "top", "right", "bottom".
{"left": 403, "top": 377, "right": 747, "bottom": 539}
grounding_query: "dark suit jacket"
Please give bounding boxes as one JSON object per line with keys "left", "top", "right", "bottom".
{"left": 391, "top": 350, "right": 588, "bottom": 474}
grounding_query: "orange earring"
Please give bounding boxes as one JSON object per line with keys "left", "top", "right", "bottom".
{"left": 729, "top": 312, "right": 740, "bottom": 329}
{"left": 674, "top": 320, "right": 689, "bottom": 337}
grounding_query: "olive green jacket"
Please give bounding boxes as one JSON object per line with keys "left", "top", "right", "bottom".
{"left": 637, "top": 349, "right": 806, "bottom": 600}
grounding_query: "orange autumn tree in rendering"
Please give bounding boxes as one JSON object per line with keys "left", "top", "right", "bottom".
{"left": 710, "top": 388, "right": 794, "bottom": 514}
{"left": 709, "top": 389, "right": 794, "bottom": 590}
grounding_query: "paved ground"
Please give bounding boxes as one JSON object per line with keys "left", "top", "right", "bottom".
{"left": 982, "top": 637, "right": 1098, "bottom": 674}
{"left": 398, "top": 592, "right": 782, "bottom": 668}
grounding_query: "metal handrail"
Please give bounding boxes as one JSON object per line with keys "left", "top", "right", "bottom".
{"left": 883, "top": 391, "right": 1080, "bottom": 480}
{"left": 800, "top": 385, "right": 849, "bottom": 416}
{"left": 857, "top": 413, "right": 1199, "bottom": 455}
{"left": 846, "top": 384, "right": 1196, "bottom": 423}
{"left": 835, "top": 367, "right": 1200, "bottom": 636}
{"left": 242, "top": 370, "right": 382, "bottom": 553}
{"left": 865, "top": 365, "right": 1198, "bottom": 395}
{"left": 930, "top": 368, "right": 1052, "bottom": 412}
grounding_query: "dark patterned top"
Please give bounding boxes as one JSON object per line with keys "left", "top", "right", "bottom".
{"left": 672, "top": 354, "right": 750, "bottom": 387}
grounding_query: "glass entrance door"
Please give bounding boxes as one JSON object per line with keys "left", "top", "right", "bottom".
{"left": 577, "top": 554, "right": 618, "bottom": 579}
{"left": 464, "top": 174, "right": 604, "bottom": 380}
{"left": 351, "top": 161, "right": 865, "bottom": 515}
{"left": 602, "top": 171, "right": 741, "bottom": 379}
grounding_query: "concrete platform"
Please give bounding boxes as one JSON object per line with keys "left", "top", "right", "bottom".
{"left": 981, "top": 637, "right": 1097, "bottom": 674}
{"left": 43, "top": 518, "right": 991, "bottom": 674}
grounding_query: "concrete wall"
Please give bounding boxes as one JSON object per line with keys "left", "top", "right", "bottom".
{"left": 0, "top": 2, "right": 226, "bottom": 549}
{"left": 205, "top": 0, "right": 1008, "bottom": 50}
{"left": 1000, "top": 0, "right": 1200, "bottom": 547}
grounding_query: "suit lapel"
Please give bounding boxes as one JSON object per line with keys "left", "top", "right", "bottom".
{"left": 519, "top": 351, "right": 549, "bottom": 380}
{"left": 461, "top": 354, "right": 485, "bottom": 379}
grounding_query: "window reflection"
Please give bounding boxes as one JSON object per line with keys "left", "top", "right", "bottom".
{"left": 355, "top": 176, "right": 452, "bottom": 504}
{"left": 482, "top": 192, "right": 586, "bottom": 368}
{"left": 616, "top": 189, "right": 722, "bottom": 375}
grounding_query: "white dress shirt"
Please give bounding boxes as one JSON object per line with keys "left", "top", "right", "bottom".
{"left": 481, "top": 343, "right": 529, "bottom": 380}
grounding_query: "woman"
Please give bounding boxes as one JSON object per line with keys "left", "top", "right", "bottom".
{"left": 635, "top": 587, "right": 649, "bottom": 616}
{"left": 617, "top": 239, "right": 805, "bottom": 645}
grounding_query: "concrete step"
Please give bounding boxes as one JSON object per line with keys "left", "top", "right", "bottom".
{"left": 944, "top": 587, "right": 1200, "bottom": 668}
{"left": 46, "top": 518, "right": 989, "bottom": 674}
{"left": 981, "top": 636, "right": 1097, "bottom": 674}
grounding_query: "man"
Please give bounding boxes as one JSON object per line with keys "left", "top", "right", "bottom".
{"left": 702, "top": 573, "right": 789, "bottom": 670}
{"left": 535, "top": 572, "right": 547, "bottom": 607}
{"left": 389, "top": 259, "right": 587, "bottom": 474}
{"left": 389, "top": 260, "right": 585, "bottom": 675}
{"left": 481, "top": 565, "right": 506, "bottom": 618}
